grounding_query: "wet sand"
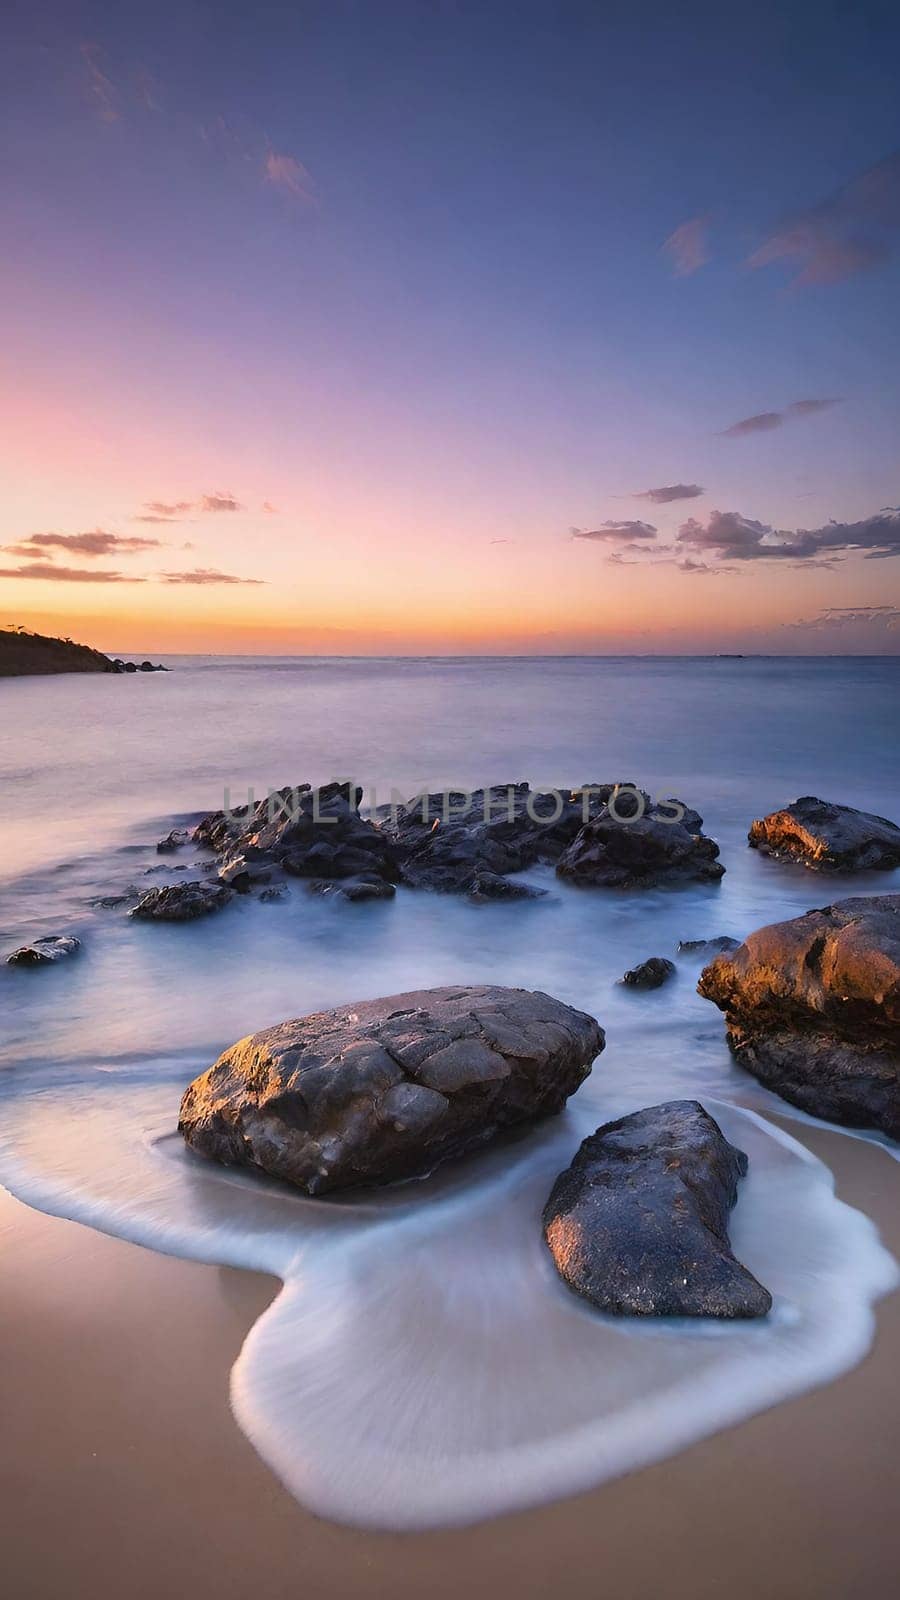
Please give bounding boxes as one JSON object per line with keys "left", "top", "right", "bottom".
{"left": 2, "top": 1120, "right": 899, "bottom": 1600}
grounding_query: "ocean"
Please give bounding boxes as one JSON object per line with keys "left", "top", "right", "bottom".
{"left": 1, "top": 654, "right": 898, "bottom": 1527}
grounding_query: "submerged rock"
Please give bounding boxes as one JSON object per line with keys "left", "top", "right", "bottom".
{"left": 749, "top": 796, "right": 900, "bottom": 872}
{"left": 6, "top": 934, "right": 81, "bottom": 966}
{"left": 556, "top": 809, "right": 724, "bottom": 889}
{"left": 309, "top": 875, "right": 396, "bottom": 902}
{"left": 543, "top": 1100, "right": 771, "bottom": 1318}
{"left": 621, "top": 956, "right": 676, "bottom": 989}
{"left": 156, "top": 828, "right": 190, "bottom": 855}
{"left": 698, "top": 894, "right": 900, "bottom": 1140}
{"left": 179, "top": 984, "right": 604, "bottom": 1194}
{"left": 468, "top": 870, "right": 547, "bottom": 902}
{"left": 678, "top": 935, "right": 740, "bottom": 957}
{"left": 130, "top": 880, "right": 234, "bottom": 922}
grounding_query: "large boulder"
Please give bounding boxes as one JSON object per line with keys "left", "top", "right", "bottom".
{"left": 130, "top": 880, "right": 234, "bottom": 922}
{"left": 179, "top": 984, "right": 604, "bottom": 1193}
{"left": 698, "top": 895, "right": 900, "bottom": 1140}
{"left": 556, "top": 808, "right": 724, "bottom": 888}
{"left": 749, "top": 796, "right": 900, "bottom": 872}
{"left": 543, "top": 1100, "right": 771, "bottom": 1318}
{"left": 194, "top": 782, "right": 397, "bottom": 890}
{"left": 6, "top": 934, "right": 81, "bottom": 966}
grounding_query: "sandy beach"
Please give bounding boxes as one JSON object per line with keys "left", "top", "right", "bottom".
{"left": 3, "top": 1118, "right": 898, "bottom": 1600}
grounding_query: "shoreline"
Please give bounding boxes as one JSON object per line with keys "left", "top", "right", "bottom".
{"left": 3, "top": 1118, "right": 899, "bottom": 1598}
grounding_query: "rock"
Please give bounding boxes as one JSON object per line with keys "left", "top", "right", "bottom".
{"left": 156, "top": 828, "right": 190, "bottom": 855}
{"left": 91, "top": 886, "right": 141, "bottom": 909}
{"left": 6, "top": 935, "right": 81, "bottom": 966}
{"left": 124, "top": 661, "right": 138, "bottom": 673}
{"left": 130, "top": 881, "right": 234, "bottom": 922}
{"left": 193, "top": 782, "right": 397, "bottom": 889}
{"left": 308, "top": 875, "right": 397, "bottom": 902}
{"left": 621, "top": 957, "right": 676, "bottom": 989}
{"left": 698, "top": 895, "right": 900, "bottom": 1140}
{"left": 178, "top": 984, "right": 604, "bottom": 1194}
{"left": 258, "top": 885, "right": 289, "bottom": 902}
{"left": 677, "top": 935, "right": 740, "bottom": 957}
{"left": 556, "top": 808, "right": 724, "bottom": 888}
{"left": 468, "top": 870, "right": 547, "bottom": 902}
{"left": 542, "top": 1100, "right": 772, "bottom": 1318}
{"left": 749, "top": 796, "right": 900, "bottom": 872}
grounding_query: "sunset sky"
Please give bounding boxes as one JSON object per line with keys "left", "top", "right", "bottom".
{"left": 2, "top": 1, "right": 899, "bottom": 654}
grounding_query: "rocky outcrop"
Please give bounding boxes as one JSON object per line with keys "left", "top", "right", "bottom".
{"left": 130, "top": 881, "right": 234, "bottom": 922}
{"left": 194, "top": 783, "right": 396, "bottom": 892}
{"left": 179, "top": 984, "right": 604, "bottom": 1193}
{"left": 749, "top": 796, "right": 900, "bottom": 872}
{"left": 156, "top": 828, "right": 190, "bottom": 855}
{"left": 621, "top": 957, "right": 675, "bottom": 989}
{"left": 678, "top": 935, "right": 740, "bottom": 957}
{"left": 556, "top": 808, "right": 724, "bottom": 888}
{"left": 0, "top": 627, "right": 117, "bottom": 678}
{"left": 6, "top": 934, "right": 81, "bottom": 966}
{"left": 543, "top": 1100, "right": 771, "bottom": 1317}
{"left": 698, "top": 895, "right": 900, "bottom": 1139}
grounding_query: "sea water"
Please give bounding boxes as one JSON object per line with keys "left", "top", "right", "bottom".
{"left": 1, "top": 655, "right": 898, "bottom": 1527}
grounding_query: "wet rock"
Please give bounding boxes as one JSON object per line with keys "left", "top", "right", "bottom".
{"left": 130, "top": 880, "right": 234, "bottom": 922}
{"left": 309, "top": 875, "right": 396, "bottom": 902}
{"left": 91, "top": 886, "right": 141, "bottom": 909}
{"left": 258, "top": 885, "right": 289, "bottom": 902}
{"left": 698, "top": 894, "right": 900, "bottom": 1140}
{"left": 6, "top": 934, "right": 81, "bottom": 966}
{"left": 678, "top": 935, "right": 740, "bottom": 957}
{"left": 156, "top": 828, "right": 190, "bottom": 855}
{"left": 194, "top": 782, "right": 397, "bottom": 889}
{"left": 556, "top": 808, "right": 724, "bottom": 889}
{"left": 543, "top": 1100, "right": 771, "bottom": 1318}
{"left": 621, "top": 957, "right": 676, "bottom": 989}
{"left": 749, "top": 796, "right": 900, "bottom": 872}
{"left": 179, "top": 984, "right": 604, "bottom": 1194}
{"left": 468, "top": 870, "right": 547, "bottom": 902}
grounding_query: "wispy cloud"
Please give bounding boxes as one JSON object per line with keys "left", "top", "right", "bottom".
{"left": 160, "top": 567, "right": 263, "bottom": 585}
{"left": 136, "top": 493, "right": 245, "bottom": 522}
{"left": 142, "top": 500, "right": 194, "bottom": 519}
{"left": 750, "top": 151, "right": 900, "bottom": 286}
{"left": 264, "top": 149, "right": 316, "bottom": 204}
{"left": 0, "top": 562, "right": 143, "bottom": 583}
{"left": 4, "top": 530, "right": 161, "bottom": 558}
{"left": 678, "top": 506, "right": 900, "bottom": 564}
{"left": 663, "top": 216, "right": 710, "bottom": 277}
{"left": 571, "top": 520, "right": 657, "bottom": 543}
{"left": 198, "top": 493, "right": 244, "bottom": 513}
{"left": 721, "top": 398, "right": 841, "bottom": 437}
{"left": 635, "top": 483, "right": 704, "bottom": 504}
{"left": 262, "top": 501, "right": 279, "bottom": 514}
{"left": 81, "top": 43, "right": 120, "bottom": 123}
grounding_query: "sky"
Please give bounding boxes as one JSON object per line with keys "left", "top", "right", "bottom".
{"left": 2, "top": 0, "right": 900, "bottom": 655}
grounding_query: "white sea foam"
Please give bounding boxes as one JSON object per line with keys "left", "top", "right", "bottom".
{"left": 0, "top": 1069, "right": 895, "bottom": 1529}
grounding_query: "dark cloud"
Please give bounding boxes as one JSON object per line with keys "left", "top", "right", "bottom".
{"left": 0, "top": 563, "right": 142, "bottom": 583}
{"left": 679, "top": 506, "right": 900, "bottom": 564}
{"left": 635, "top": 483, "right": 704, "bottom": 504}
{"left": 571, "top": 520, "right": 657, "bottom": 542}
{"left": 160, "top": 567, "right": 263, "bottom": 585}
{"left": 662, "top": 216, "right": 710, "bottom": 277}
{"left": 721, "top": 398, "right": 841, "bottom": 437}
{"left": 4, "top": 530, "right": 161, "bottom": 557}
{"left": 750, "top": 151, "right": 900, "bottom": 286}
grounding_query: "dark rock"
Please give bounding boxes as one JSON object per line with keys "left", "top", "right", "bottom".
{"left": 698, "top": 894, "right": 900, "bottom": 1140}
{"left": 308, "top": 875, "right": 397, "bottom": 902}
{"left": 179, "top": 984, "right": 604, "bottom": 1194}
{"left": 621, "top": 957, "right": 676, "bottom": 989}
{"left": 543, "top": 1100, "right": 771, "bottom": 1318}
{"left": 678, "top": 935, "right": 740, "bottom": 957}
{"left": 124, "top": 661, "right": 138, "bottom": 673}
{"left": 6, "top": 934, "right": 81, "bottom": 966}
{"left": 130, "top": 880, "right": 234, "bottom": 922}
{"left": 258, "top": 885, "right": 289, "bottom": 902}
{"left": 156, "top": 828, "right": 190, "bottom": 855}
{"left": 468, "top": 870, "right": 547, "bottom": 902}
{"left": 749, "top": 796, "right": 900, "bottom": 872}
{"left": 91, "top": 886, "right": 141, "bottom": 909}
{"left": 193, "top": 782, "right": 397, "bottom": 890}
{"left": 556, "top": 808, "right": 724, "bottom": 889}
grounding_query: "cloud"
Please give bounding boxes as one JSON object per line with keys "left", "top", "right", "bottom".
{"left": 264, "top": 150, "right": 316, "bottom": 204}
{"left": 571, "top": 520, "right": 657, "bottom": 542}
{"left": 262, "top": 501, "right": 279, "bottom": 514}
{"left": 143, "top": 500, "right": 194, "bottom": 518}
{"left": 787, "top": 605, "right": 900, "bottom": 633}
{"left": 750, "top": 151, "right": 900, "bottom": 286}
{"left": 679, "top": 505, "right": 900, "bottom": 564}
{"left": 635, "top": 483, "right": 704, "bottom": 504}
{"left": 4, "top": 530, "right": 161, "bottom": 557}
{"left": 0, "top": 563, "right": 142, "bottom": 583}
{"left": 198, "top": 493, "right": 244, "bottom": 513}
{"left": 721, "top": 398, "right": 841, "bottom": 437}
{"left": 160, "top": 568, "right": 263, "bottom": 585}
{"left": 81, "top": 43, "right": 120, "bottom": 123}
{"left": 663, "top": 216, "right": 710, "bottom": 277}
